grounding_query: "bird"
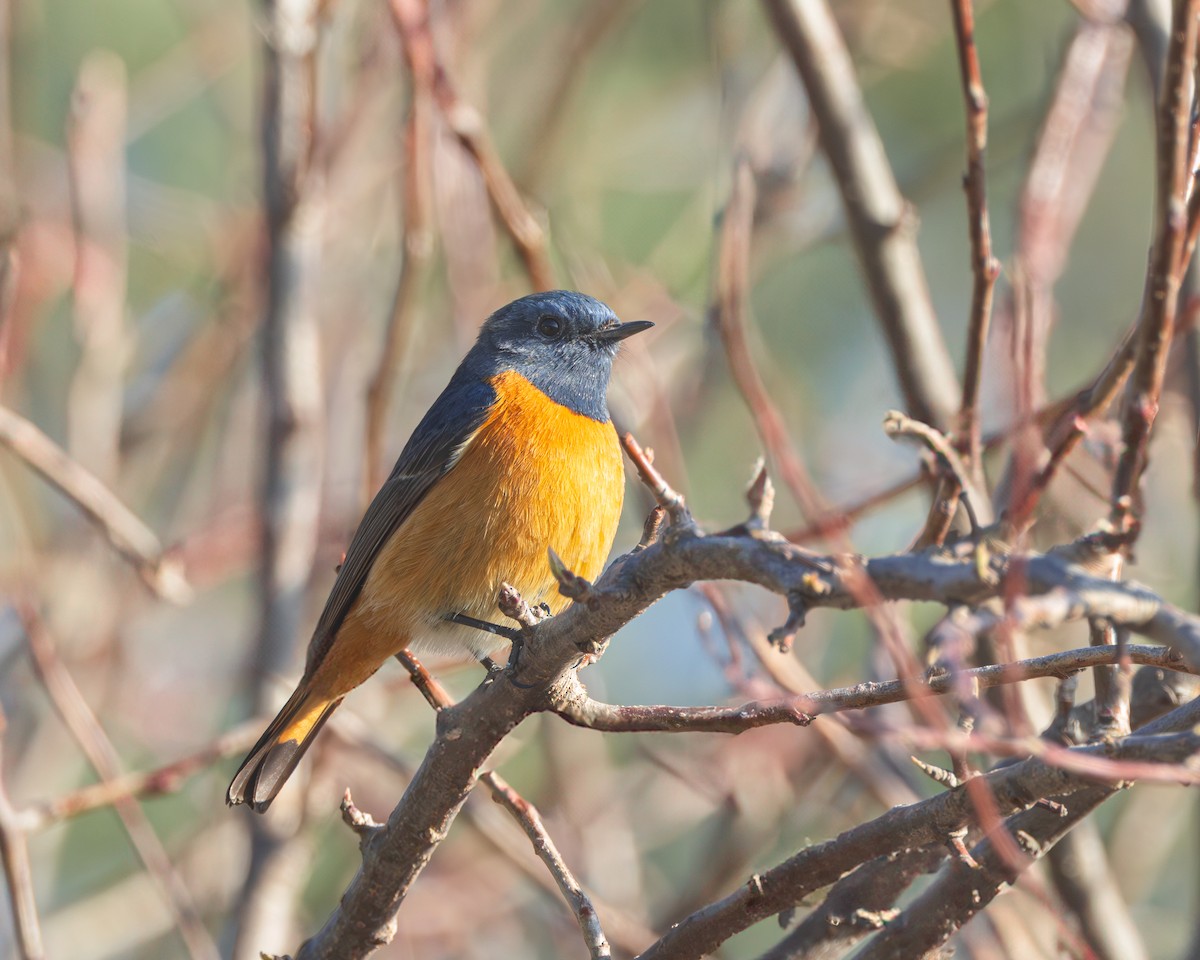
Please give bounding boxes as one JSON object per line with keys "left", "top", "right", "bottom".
{"left": 227, "top": 290, "right": 652, "bottom": 812}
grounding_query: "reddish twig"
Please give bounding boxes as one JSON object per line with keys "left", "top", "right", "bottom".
{"left": 65, "top": 51, "right": 129, "bottom": 487}
{"left": 711, "top": 156, "right": 828, "bottom": 524}
{"left": 1110, "top": 0, "right": 1200, "bottom": 534}
{"left": 388, "top": 0, "right": 554, "bottom": 291}
{"left": 21, "top": 720, "right": 262, "bottom": 831}
{"left": 363, "top": 71, "right": 435, "bottom": 499}
{"left": 949, "top": 0, "right": 1001, "bottom": 476}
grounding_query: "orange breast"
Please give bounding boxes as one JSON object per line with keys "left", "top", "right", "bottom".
{"left": 338, "top": 370, "right": 625, "bottom": 669}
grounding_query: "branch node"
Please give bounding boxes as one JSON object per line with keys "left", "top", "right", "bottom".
{"left": 622, "top": 432, "right": 692, "bottom": 529}
{"left": 910, "top": 755, "right": 963, "bottom": 789}
{"left": 547, "top": 547, "right": 594, "bottom": 603}
{"left": 768, "top": 594, "right": 808, "bottom": 652}
{"left": 636, "top": 505, "right": 667, "bottom": 550}
{"left": 341, "top": 789, "right": 383, "bottom": 846}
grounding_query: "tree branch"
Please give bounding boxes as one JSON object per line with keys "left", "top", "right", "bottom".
{"left": 948, "top": 0, "right": 1001, "bottom": 474}
{"left": 634, "top": 696, "right": 1200, "bottom": 960}
{"left": 0, "top": 404, "right": 191, "bottom": 603}
{"left": 761, "top": 0, "right": 960, "bottom": 430}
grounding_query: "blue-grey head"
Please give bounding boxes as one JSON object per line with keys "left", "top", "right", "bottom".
{"left": 466, "top": 290, "right": 652, "bottom": 421}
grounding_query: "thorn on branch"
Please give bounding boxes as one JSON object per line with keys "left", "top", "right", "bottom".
{"left": 745, "top": 457, "right": 776, "bottom": 530}
{"left": 768, "top": 594, "right": 808, "bottom": 652}
{"left": 636, "top": 505, "right": 667, "bottom": 550}
{"left": 547, "top": 547, "right": 594, "bottom": 604}
{"left": 1035, "top": 797, "right": 1069, "bottom": 817}
{"left": 341, "top": 789, "right": 383, "bottom": 847}
{"left": 911, "top": 755, "right": 963, "bottom": 789}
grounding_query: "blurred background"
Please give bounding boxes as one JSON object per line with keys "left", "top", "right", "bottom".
{"left": 1, "top": 0, "right": 1197, "bottom": 957}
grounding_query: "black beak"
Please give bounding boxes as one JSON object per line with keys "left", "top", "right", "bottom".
{"left": 594, "top": 320, "right": 654, "bottom": 342}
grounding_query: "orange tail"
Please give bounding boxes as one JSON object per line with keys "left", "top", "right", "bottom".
{"left": 227, "top": 684, "right": 341, "bottom": 812}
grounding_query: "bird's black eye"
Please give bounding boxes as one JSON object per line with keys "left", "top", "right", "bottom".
{"left": 536, "top": 315, "right": 564, "bottom": 339}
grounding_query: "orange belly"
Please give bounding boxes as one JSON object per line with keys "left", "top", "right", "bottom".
{"left": 308, "top": 370, "right": 624, "bottom": 698}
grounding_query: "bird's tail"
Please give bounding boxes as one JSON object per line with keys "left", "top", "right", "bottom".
{"left": 227, "top": 684, "right": 341, "bottom": 812}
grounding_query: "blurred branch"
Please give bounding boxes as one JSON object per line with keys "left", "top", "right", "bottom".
{"left": 66, "top": 51, "right": 129, "bottom": 485}
{"left": 1109, "top": 0, "right": 1200, "bottom": 534}
{"left": 0, "top": 404, "right": 191, "bottom": 603}
{"left": 0, "top": 705, "right": 45, "bottom": 960}
{"left": 388, "top": 0, "right": 554, "bottom": 291}
{"left": 519, "top": 0, "right": 642, "bottom": 190}
{"left": 762, "top": 0, "right": 960, "bottom": 431}
{"left": 242, "top": 0, "right": 329, "bottom": 954}
{"left": 990, "top": 19, "right": 1132, "bottom": 522}
{"left": 21, "top": 720, "right": 261, "bottom": 831}
{"left": 1048, "top": 820, "right": 1149, "bottom": 960}
{"left": 949, "top": 0, "right": 1001, "bottom": 476}
{"left": 19, "top": 607, "right": 220, "bottom": 960}
{"left": 711, "top": 156, "right": 827, "bottom": 523}
{"left": 363, "top": 71, "right": 434, "bottom": 498}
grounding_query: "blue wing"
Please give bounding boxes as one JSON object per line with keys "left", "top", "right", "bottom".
{"left": 303, "top": 371, "right": 496, "bottom": 674}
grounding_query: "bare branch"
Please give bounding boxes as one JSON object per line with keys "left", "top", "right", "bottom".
{"left": 388, "top": 0, "right": 554, "bottom": 291}
{"left": 21, "top": 720, "right": 261, "bottom": 831}
{"left": 241, "top": 0, "right": 328, "bottom": 952}
{"left": 949, "top": 0, "right": 1001, "bottom": 474}
{"left": 634, "top": 698, "right": 1200, "bottom": 960}
{"left": 20, "top": 607, "right": 220, "bottom": 960}
{"left": 484, "top": 771, "right": 612, "bottom": 959}
{"left": 762, "top": 0, "right": 960, "bottom": 430}
{"left": 552, "top": 643, "right": 1192, "bottom": 734}
{"left": 0, "top": 404, "right": 191, "bottom": 602}
{"left": 711, "top": 156, "right": 828, "bottom": 523}
{"left": 1110, "top": 0, "right": 1200, "bottom": 533}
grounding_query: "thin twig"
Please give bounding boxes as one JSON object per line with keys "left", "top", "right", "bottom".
{"left": 363, "top": 2, "right": 435, "bottom": 498}
{"left": 553, "top": 642, "right": 1192, "bottom": 734}
{"left": 484, "top": 771, "right": 612, "bottom": 959}
{"left": 388, "top": 0, "right": 554, "bottom": 291}
{"left": 1110, "top": 0, "right": 1200, "bottom": 534}
{"left": 0, "top": 405, "right": 191, "bottom": 602}
{"left": 883, "top": 409, "right": 989, "bottom": 532}
{"left": 66, "top": 51, "right": 129, "bottom": 486}
{"left": 0, "top": 705, "right": 45, "bottom": 960}
{"left": 949, "top": 0, "right": 1001, "bottom": 476}
{"left": 711, "top": 157, "right": 828, "bottom": 524}
{"left": 20, "top": 720, "right": 262, "bottom": 831}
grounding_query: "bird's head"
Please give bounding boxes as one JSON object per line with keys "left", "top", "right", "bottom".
{"left": 471, "top": 290, "right": 652, "bottom": 420}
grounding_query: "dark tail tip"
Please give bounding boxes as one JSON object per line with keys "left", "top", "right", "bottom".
{"left": 227, "top": 698, "right": 341, "bottom": 813}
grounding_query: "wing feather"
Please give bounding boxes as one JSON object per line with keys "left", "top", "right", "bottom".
{"left": 303, "top": 374, "right": 496, "bottom": 674}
